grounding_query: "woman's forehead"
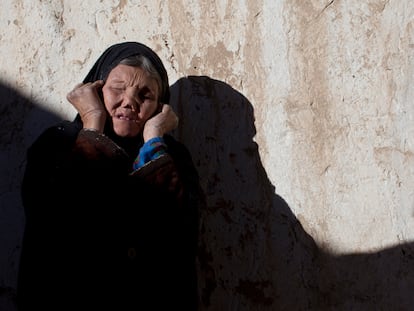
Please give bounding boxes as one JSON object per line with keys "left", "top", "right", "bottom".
{"left": 107, "top": 64, "right": 150, "bottom": 80}
{"left": 106, "top": 65, "right": 159, "bottom": 91}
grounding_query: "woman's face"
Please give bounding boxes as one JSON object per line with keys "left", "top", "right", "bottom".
{"left": 102, "top": 64, "right": 160, "bottom": 137}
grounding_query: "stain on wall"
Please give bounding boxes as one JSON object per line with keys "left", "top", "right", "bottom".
{"left": 1, "top": 0, "right": 414, "bottom": 310}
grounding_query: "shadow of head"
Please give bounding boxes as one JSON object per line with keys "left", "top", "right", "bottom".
{"left": 170, "top": 76, "right": 318, "bottom": 309}
{"left": 169, "top": 75, "right": 414, "bottom": 311}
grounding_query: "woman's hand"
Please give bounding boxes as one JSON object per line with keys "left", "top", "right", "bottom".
{"left": 66, "top": 80, "right": 106, "bottom": 132}
{"left": 143, "top": 104, "right": 179, "bottom": 142}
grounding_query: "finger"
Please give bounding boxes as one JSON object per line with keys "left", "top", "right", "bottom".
{"left": 161, "top": 103, "right": 171, "bottom": 113}
{"left": 93, "top": 80, "right": 104, "bottom": 87}
{"left": 67, "top": 83, "right": 84, "bottom": 100}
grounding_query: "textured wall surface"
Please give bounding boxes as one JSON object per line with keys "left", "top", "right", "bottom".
{"left": 1, "top": 0, "right": 414, "bottom": 310}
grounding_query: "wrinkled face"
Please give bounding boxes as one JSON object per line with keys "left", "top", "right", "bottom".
{"left": 102, "top": 64, "right": 160, "bottom": 137}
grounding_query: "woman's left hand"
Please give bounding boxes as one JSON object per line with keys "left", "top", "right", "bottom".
{"left": 66, "top": 80, "right": 106, "bottom": 132}
{"left": 143, "top": 104, "right": 179, "bottom": 142}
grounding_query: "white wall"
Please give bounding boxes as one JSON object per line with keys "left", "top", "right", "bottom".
{"left": 1, "top": 1, "right": 414, "bottom": 310}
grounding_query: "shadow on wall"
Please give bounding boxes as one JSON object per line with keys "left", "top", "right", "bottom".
{"left": 170, "top": 76, "right": 414, "bottom": 311}
{"left": 2, "top": 78, "right": 414, "bottom": 311}
{"left": 0, "top": 81, "right": 61, "bottom": 311}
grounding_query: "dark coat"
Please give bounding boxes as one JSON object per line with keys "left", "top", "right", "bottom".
{"left": 17, "top": 119, "right": 202, "bottom": 310}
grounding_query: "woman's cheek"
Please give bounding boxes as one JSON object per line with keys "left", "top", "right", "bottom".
{"left": 103, "top": 93, "right": 118, "bottom": 112}
{"left": 144, "top": 101, "right": 159, "bottom": 118}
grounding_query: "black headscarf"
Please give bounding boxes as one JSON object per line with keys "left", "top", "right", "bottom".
{"left": 72, "top": 42, "right": 170, "bottom": 155}
{"left": 83, "top": 41, "right": 170, "bottom": 104}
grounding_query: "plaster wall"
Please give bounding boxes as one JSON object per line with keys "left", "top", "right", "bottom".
{"left": 1, "top": 0, "right": 414, "bottom": 310}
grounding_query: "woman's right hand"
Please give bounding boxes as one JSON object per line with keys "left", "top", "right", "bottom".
{"left": 66, "top": 80, "right": 106, "bottom": 132}
{"left": 143, "top": 104, "right": 179, "bottom": 142}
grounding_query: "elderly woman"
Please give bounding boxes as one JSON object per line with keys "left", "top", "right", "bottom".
{"left": 17, "top": 42, "right": 202, "bottom": 310}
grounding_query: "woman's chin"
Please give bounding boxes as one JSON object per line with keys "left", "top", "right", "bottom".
{"left": 113, "top": 124, "right": 141, "bottom": 138}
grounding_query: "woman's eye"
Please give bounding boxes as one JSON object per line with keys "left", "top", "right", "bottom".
{"left": 109, "top": 84, "right": 125, "bottom": 91}
{"left": 139, "top": 93, "right": 152, "bottom": 101}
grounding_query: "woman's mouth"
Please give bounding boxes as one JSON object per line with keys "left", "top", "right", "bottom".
{"left": 115, "top": 114, "right": 138, "bottom": 123}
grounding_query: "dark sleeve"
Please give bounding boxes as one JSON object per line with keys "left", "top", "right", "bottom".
{"left": 21, "top": 126, "right": 130, "bottom": 218}
{"left": 131, "top": 135, "right": 204, "bottom": 254}
{"left": 69, "top": 128, "right": 130, "bottom": 175}
{"left": 129, "top": 135, "right": 204, "bottom": 309}
{"left": 130, "top": 135, "right": 203, "bottom": 211}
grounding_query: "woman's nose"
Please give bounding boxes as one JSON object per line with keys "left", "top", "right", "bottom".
{"left": 122, "top": 88, "right": 140, "bottom": 110}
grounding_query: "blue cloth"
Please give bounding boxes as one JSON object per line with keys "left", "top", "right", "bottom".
{"left": 132, "top": 137, "right": 167, "bottom": 170}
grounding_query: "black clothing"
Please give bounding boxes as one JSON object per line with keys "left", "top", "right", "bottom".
{"left": 17, "top": 42, "right": 201, "bottom": 310}
{"left": 17, "top": 121, "right": 201, "bottom": 310}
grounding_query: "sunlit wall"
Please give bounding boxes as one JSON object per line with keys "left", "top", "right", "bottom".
{"left": 1, "top": 1, "right": 414, "bottom": 310}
